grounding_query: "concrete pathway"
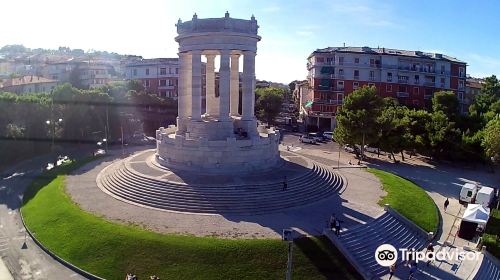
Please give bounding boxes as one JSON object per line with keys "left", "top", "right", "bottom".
{"left": 66, "top": 147, "right": 385, "bottom": 239}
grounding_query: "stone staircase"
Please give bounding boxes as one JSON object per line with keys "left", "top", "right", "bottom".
{"left": 326, "top": 211, "right": 429, "bottom": 279}
{"left": 97, "top": 161, "right": 344, "bottom": 215}
{"left": 473, "top": 251, "right": 500, "bottom": 280}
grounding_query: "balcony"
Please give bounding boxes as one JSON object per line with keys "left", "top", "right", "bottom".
{"left": 397, "top": 92, "right": 409, "bottom": 98}
{"left": 398, "top": 79, "right": 409, "bottom": 84}
{"left": 332, "top": 86, "right": 345, "bottom": 92}
{"left": 424, "top": 81, "right": 435, "bottom": 86}
{"left": 369, "top": 76, "right": 376, "bottom": 81}
{"left": 354, "top": 76, "right": 360, "bottom": 80}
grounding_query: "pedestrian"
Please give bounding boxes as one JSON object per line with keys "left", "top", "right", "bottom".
{"left": 282, "top": 176, "right": 288, "bottom": 191}
{"left": 389, "top": 263, "right": 397, "bottom": 279}
{"left": 444, "top": 198, "right": 449, "bottom": 212}
{"left": 334, "top": 219, "right": 341, "bottom": 236}
{"left": 408, "top": 262, "right": 417, "bottom": 279}
{"left": 426, "top": 243, "right": 434, "bottom": 266}
{"left": 348, "top": 160, "right": 352, "bottom": 165}
{"left": 329, "top": 214, "right": 336, "bottom": 231}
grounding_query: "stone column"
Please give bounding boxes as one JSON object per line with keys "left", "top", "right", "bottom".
{"left": 191, "top": 51, "right": 202, "bottom": 121}
{"left": 176, "top": 52, "right": 191, "bottom": 134}
{"left": 242, "top": 51, "right": 256, "bottom": 120}
{"left": 205, "top": 54, "right": 217, "bottom": 116}
{"left": 230, "top": 53, "right": 240, "bottom": 116}
{"left": 218, "top": 50, "right": 231, "bottom": 121}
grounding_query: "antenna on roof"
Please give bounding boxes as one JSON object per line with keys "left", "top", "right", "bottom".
{"left": 343, "top": 42, "right": 345, "bottom": 47}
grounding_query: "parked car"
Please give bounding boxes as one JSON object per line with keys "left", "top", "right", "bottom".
{"left": 460, "top": 183, "right": 479, "bottom": 204}
{"left": 322, "top": 131, "right": 333, "bottom": 141}
{"left": 344, "top": 145, "right": 355, "bottom": 153}
{"left": 299, "top": 135, "right": 316, "bottom": 144}
{"left": 308, "top": 132, "right": 324, "bottom": 142}
{"left": 364, "top": 145, "right": 378, "bottom": 153}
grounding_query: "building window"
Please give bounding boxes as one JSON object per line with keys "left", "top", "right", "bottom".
{"left": 133, "top": 69, "right": 137, "bottom": 76}
{"left": 168, "top": 79, "right": 174, "bottom": 86}
{"left": 370, "top": 58, "right": 375, "bottom": 67}
{"left": 353, "top": 82, "right": 359, "bottom": 90}
{"left": 338, "top": 69, "right": 344, "bottom": 77}
{"left": 144, "top": 80, "right": 150, "bottom": 87}
{"left": 160, "top": 90, "right": 167, "bottom": 97}
{"left": 175, "top": 68, "right": 179, "bottom": 74}
{"left": 316, "top": 57, "right": 324, "bottom": 63}
{"left": 338, "top": 57, "right": 344, "bottom": 65}
{"left": 459, "top": 80, "right": 465, "bottom": 90}
{"left": 459, "top": 67, "right": 465, "bottom": 77}
{"left": 414, "top": 75, "right": 420, "bottom": 84}
{"left": 354, "top": 58, "right": 359, "bottom": 64}
{"left": 440, "top": 77, "right": 445, "bottom": 88}
{"left": 369, "top": 71, "right": 375, "bottom": 80}
{"left": 413, "top": 87, "right": 419, "bottom": 95}
{"left": 337, "top": 81, "right": 344, "bottom": 90}
{"left": 440, "top": 65, "right": 445, "bottom": 75}
{"left": 387, "top": 84, "right": 392, "bottom": 92}
{"left": 146, "top": 68, "right": 150, "bottom": 75}
{"left": 159, "top": 80, "right": 167, "bottom": 86}
{"left": 169, "top": 68, "right": 173, "bottom": 74}
{"left": 387, "top": 72, "right": 392, "bottom": 82}
{"left": 326, "top": 57, "right": 334, "bottom": 64}
{"left": 354, "top": 70, "right": 359, "bottom": 79}
{"left": 160, "top": 68, "right": 167, "bottom": 75}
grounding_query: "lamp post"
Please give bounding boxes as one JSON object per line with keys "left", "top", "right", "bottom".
{"left": 283, "top": 229, "right": 294, "bottom": 280}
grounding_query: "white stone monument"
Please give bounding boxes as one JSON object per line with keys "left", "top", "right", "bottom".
{"left": 156, "top": 12, "right": 281, "bottom": 173}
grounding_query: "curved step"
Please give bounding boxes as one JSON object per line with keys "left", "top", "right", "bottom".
{"left": 97, "top": 160, "right": 344, "bottom": 214}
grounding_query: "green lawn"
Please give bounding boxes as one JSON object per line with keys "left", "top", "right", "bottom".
{"left": 368, "top": 168, "right": 439, "bottom": 233}
{"left": 21, "top": 159, "right": 361, "bottom": 280}
{"left": 483, "top": 208, "right": 500, "bottom": 258}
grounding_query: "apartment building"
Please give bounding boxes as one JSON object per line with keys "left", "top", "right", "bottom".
{"left": 125, "top": 58, "right": 181, "bottom": 98}
{"left": 77, "top": 62, "right": 112, "bottom": 89}
{"left": 0, "top": 75, "right": 57, "bottom": 94}
{"left": 464, "top": 77, "right": 484, "bottom": 114}
{"left": 304, "top": 46, "right": 467, "bottom": 131}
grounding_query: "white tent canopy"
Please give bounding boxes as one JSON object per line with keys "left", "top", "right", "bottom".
{"left": 462, "top": 204, "right": 490, "bottom": 225}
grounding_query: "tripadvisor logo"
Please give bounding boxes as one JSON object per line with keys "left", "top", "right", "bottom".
{"left": 375, "top": 243, "right": 480, "bottom": 266}
{"left": 375, "top": 244, "right": 398, "bottom": 267}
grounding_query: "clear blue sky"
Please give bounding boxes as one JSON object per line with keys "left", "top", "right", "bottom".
{"left": 1, "top": 0, "right": 499, "bottom": 83}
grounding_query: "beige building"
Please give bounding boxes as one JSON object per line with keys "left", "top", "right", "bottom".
{"left": 0, "top": 75, "right": 57, "bottom": 94}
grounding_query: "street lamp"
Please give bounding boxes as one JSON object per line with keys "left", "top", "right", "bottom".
{"left": 282, "top": 229, "right": 294, "bottom": 280}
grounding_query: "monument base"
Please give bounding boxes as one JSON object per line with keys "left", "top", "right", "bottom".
{"left": 156, "top": 125, "right": 281, "bottom": 174}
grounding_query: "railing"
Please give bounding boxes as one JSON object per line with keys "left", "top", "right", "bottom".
{"left": 398, "top": 79, "right": 409, "bottom": 84}
{"left": 353, "top": 76, "right": 359, "bottom": 80}
{"left": 424, "top": 81, "right": 435, "bottom": 86}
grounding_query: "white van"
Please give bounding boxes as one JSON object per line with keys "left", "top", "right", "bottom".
{"left": 460, "top": 183, "right": 479, "bottom": 204}
{"left": 476, "top": 187, "right": 495, "bottom": 208}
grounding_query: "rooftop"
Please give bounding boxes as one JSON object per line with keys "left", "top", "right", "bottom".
{"left": 2, "top": 75, "right": 56, "bottom": 87}
{"left": 126, "top": 58, "right": 179, "bottom": 67}
{"left": 176, "top": 12, "right": 259, "bottom": 36}
{"left": 310, "top": 46, "right": 466, "bottom": 64}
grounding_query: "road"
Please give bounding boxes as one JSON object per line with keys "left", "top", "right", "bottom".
{"left": 0, "top": 151, "right": 90, "bottom": 280}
